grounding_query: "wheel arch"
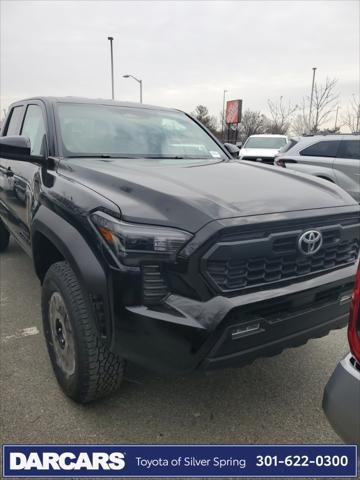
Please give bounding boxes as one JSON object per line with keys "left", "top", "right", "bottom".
{"left": 31, "top": 205, "right": 114, "bottom": 343}
{"left": 32, "top": 231, "right": 65, "bottom": 281}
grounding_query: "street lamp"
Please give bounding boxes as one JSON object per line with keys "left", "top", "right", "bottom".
{"left": 222, "top": 89, "right": 227, "bottom": 141}
{"left": 308, "top": 67, "right": 317, "bottom": 131}
{"left": 107, "top": 36, "right": 115, "bottom": 100}
{"left": 123, "top": 74, "right": 143, "bottom": 103}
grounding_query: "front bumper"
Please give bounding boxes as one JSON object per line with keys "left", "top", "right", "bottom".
{"left": 113, "top": 264, "right": 356, "bottom": 374}
{"left": 323, "top": 354, "right": 360, "bottom": 445}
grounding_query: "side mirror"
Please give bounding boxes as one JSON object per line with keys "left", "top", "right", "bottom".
{"left": 0, "top": 135, "right": 47, "bottom": 165}
{"left": 224, "top": 142, "right": 240, "bottom": 158}
{"left": 236, "top": 142, "right": 243, "bottom": 148}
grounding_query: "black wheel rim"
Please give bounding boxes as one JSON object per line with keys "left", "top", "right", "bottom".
{"left": 49, "top": 292, "right": 76, "bottom": 377}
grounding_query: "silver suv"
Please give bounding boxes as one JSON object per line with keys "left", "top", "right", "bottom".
{"left": 275, "top": 135, "right": 360, "bottom": 202}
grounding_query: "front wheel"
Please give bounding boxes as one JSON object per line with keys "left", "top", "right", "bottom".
{"left": 42, "top": 261, "right": 125, "bottom": 403}
{"left": 0, "top": 219, "right": 10, "bottom": 252}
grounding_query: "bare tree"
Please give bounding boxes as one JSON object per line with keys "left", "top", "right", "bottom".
{"left": 342, "top": 95, "right": 360, "bottom": 133}
{"left": 291, "top": 112, "right": 308, "bottom": 136}
{"left": 266, "top": 96, "right": 298, "bottom": 134}
{"left": 292, "top": 78, "right": 339, "bottom": 134}
{"left": 310, "top": 77, "right": 339, "bottom": 132}
{"left": 238, "top": 109, "right": 268, "bottom": 141}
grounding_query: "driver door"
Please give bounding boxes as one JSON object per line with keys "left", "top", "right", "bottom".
{"left": 0, "top": 102, "right": 46, "bottom": 253}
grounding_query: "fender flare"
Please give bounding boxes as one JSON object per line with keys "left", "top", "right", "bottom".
{"left": 31, "top": 205, "right": 114, "bottom": 343}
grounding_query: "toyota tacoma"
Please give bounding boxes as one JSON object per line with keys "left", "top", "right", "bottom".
{"left": 0, "top": 97, "right": 359, "bottom": 403}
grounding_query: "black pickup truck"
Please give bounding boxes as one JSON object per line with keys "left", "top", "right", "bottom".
{"left": 0, "top": 97, "right": 359, "bottom": 403}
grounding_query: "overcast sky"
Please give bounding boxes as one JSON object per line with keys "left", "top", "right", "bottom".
{"left": 0, "top": 0, "right": 359, "bottom": 124}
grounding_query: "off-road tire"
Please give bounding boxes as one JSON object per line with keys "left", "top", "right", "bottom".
{"left": 0, "top": 219, "right": 10, "bottom": 252}
{"left": 42, "top": 261, "right": 125, "bottom": 403}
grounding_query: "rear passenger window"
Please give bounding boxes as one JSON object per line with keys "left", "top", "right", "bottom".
{"left": 337, "top": 140, "right": 360, "bottom": 160}
{"left": 4, "top": 106, "right": 24, "bottom": 136}
{"left": 300, "top": 140, "right": 340, "bottom": 157}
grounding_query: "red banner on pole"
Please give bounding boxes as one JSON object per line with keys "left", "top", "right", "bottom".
{"left": 226, "top": 99, "right": 242, "bottom": 124}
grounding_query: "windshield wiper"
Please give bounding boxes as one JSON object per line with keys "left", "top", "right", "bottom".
{"left": 67, "top": 154, "right": 133, "bottom": 159}
{"left": 66, "top": 154, "right": 226, "bottom": 161}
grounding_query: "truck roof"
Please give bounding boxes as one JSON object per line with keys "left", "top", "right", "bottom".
{"left": 11, "top": 96, "right": 176, "bottom": 112}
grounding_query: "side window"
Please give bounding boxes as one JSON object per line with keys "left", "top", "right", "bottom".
{"left": 4, "top": 106, "right": 24, "bottom": 136}
{"left": 300, "top": 140, "right": 340, "bottom": 158}
{"left": 21, "top": 105, "right": 46, "bottom": 155}
{"left": 337, "top": 140, "right": 360, "bottom": 160}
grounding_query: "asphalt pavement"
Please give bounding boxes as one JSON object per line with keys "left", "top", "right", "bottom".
{"left": 1, "top": 237, "right": 348, "bottom": 447}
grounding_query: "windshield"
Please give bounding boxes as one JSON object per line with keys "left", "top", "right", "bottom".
{"left": 56, "top": 103, "right": 226, "bottom": 160}
{"left": 244, "top": 137, "right": 287, "bottom": 149}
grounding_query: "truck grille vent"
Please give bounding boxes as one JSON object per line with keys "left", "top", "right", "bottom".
{"left": 204, "top": 212, "right": 360, "bottom": 296}
{"left": 143, "top": 265, "right": 168, "bottom": 305}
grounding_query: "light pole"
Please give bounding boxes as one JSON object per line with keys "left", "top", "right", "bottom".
{"left": 334, "top": 105, "right": 340, "bottom": 131}
{"left": 107, "top": 36, "right": 115, "bottom": 100}
{"left": 308, "top": 67, "right": 317, "bottom": 132}
{"left": 123, "top": 74, "right": 143, "bottom": 103}
{"left": 222, "top": 89, "right": 227, "bottom": 141}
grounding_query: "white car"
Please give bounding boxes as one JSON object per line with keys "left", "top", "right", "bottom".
{"left": 238, "top": 134, "right": 288, "bottom": 164}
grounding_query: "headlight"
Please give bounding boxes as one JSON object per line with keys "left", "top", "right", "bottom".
{"left": 91, "top": 211, "right": 193, "bottom": 266}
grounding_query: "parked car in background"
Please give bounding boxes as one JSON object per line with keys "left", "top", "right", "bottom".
{"left": 275, "top": 135, "right": 360, "bottom": 202}
{"left": 238, "top": 134, "right": 288, "bottom": 164}
{"left": 323, "top": 264, "right": 360, "bottom": 445}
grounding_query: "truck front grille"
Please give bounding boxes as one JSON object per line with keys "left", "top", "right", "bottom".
{"left": 203, "top": 216, "right": 360, "bottom": 294}
{"left": 207, "top": 240, "right": 359, "bottom": 291}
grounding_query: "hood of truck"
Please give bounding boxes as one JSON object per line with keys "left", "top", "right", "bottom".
{"left": 58, "top": 158, "right": 357, "bottom": 233}
{"left": 239, "top": 147, "right": 280, "bottom": 158}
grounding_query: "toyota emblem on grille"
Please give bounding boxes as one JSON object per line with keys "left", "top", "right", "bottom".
{"left": 298, "top": 230, "right": 323, "bottom": 256}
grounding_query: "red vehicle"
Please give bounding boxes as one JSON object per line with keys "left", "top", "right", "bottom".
{"left": 323, "top": 264, "right": 360, "bottom": 445}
